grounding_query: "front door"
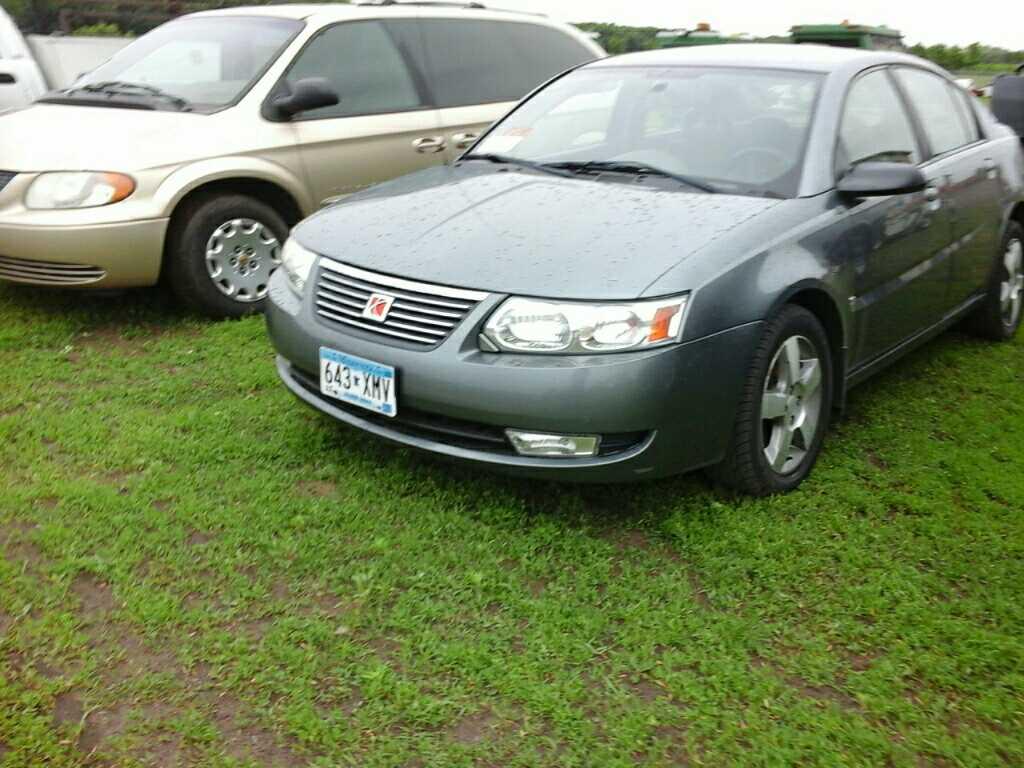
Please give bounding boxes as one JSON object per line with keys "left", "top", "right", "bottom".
{"left": 836, "top": 68, "right": 955, "bottom": 366}
{"left": 284, "top": 20, "right": 446, "bottom": 208}
{"left": 893, "top": 67, "right": 1005, "bottom": 309}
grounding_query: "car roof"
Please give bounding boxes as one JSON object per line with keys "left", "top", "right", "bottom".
{"left": 191, "top": 3, "right": 555, "bottom": 24}
{"left": 588, "top": 43, "right": 933, "bottom": 75}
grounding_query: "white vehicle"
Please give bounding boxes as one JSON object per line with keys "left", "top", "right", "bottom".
{"left": 0, "top": 6, "right": 47, "bottom": 109}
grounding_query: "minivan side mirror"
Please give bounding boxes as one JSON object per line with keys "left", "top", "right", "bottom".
{"left": 268, "top": 77, "right": 339, "bottom": 120}
{"left": 837, "top": 162, "right": 927, "bottom": 198}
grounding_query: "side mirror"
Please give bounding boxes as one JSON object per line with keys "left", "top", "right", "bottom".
{"left": 268, "top": 77, "right": 339, "bottom": 120}
{"left": 837, "top": 162, "right": 927, "bottom": 198}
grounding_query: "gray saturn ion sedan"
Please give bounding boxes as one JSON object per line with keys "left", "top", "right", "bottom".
{"left": 266, "top": 45, "right": 1024, "bottom": 495}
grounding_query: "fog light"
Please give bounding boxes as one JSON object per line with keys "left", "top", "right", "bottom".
{"left": 506, "top": 430, "right": 601, "bottom": 457}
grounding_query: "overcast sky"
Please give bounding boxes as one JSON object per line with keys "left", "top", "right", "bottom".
{"left": 491, "top": 0, "right": 1023, "bottom": 50}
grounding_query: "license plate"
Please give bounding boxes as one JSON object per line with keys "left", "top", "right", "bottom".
{"left": 319, "top": 347, "right": 397, "bottom": 417}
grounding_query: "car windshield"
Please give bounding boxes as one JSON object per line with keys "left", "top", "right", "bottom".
{"left": 473, "top": 66, "right": 824, "bottom": 198}
{"left": 72, "top": 16, "right": 302, "bottom": 111}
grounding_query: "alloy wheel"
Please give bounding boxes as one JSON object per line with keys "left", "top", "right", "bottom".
{"left": 1000, "top": 238, "right": 1023, "bottom": 330}
{"left": 760, "top": 335, "right": 824, "bottom": 475}
{"left": 205, "top": 218, "right": 281, "bottom": 302}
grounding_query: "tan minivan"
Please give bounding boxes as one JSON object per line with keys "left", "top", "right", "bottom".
{"left": 0, "top": 2, "right": 602, "bottom": 316}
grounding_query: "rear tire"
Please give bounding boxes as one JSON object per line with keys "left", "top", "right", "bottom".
{"left": 166, "top": 193, "right": 289, "bottom": 319}
{"left": 709, "top": 305, "right": 833, "bottom": 496}
{"left": 965, "top": 222, "right": 1023, "bottom": 341}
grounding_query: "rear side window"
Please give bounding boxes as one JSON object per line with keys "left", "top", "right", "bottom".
{"left": 411, "top": 20, "right": 593, "bottom": 109}
{"left": 286, "top": 21, "right": 423, "bottom": 119}
{"left": 893, "top": 68, "right": 974, "bottom": 156}
{"left": 838, "top": 69, "right": 920, "bottom": 173}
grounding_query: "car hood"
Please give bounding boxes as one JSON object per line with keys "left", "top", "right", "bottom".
{"left": 0, "top": 102, "right": 225, "bottom": 171}
{"left": 295, "top": 164, "right": 787, "bottom": 300}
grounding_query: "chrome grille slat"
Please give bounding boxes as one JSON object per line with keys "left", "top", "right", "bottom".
{"left": 0, "top": 254, "right": 105, "bottom": 285}
{"left": 322, "top": 271, "right": 474, "bottom": 311}
{"left": 387, "top": 310, "right": 456, "bottom": 329}
{"left": 314, "top": 259, "right": 488, "bottom": 347}
{"left": 316, "top": 306, "right": 442, "bottom": 345}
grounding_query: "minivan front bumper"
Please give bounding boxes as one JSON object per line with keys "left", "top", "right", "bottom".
{"left": 266, "top": 269, "right": 761, "bottom": 482}
{"left": 0, "top": 219, "right": 167, "bottom": 288}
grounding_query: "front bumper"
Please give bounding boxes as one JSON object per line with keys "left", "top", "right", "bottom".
{"left": 266, "top": 270, "right": 762, "bottom": 482}
{"left": 0, "top": 219, "right": 168, "bottom": 288}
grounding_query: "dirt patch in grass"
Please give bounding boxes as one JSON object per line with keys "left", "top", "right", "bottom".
{"left": 752, "top": 656, "right": 861, "bottom": 712}
{"left": 207, "top": 693, "right": 304, "bottom": 766}
{"left": 71, "top": 573, "right": 116, "bottom": 617}
{"left": 296, "top": 480, "right": 337, "bottom": 498}
{"left": 447, "top": 707, "right": 496, "bottom": 744}
{"left": 186, "top": 529, "right": 213, "bottom": 547}
{"left": 53, "top": 691, "right": 84, "bottom": 727}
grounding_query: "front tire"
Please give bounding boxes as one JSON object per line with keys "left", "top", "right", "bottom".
{"left": 710, "top": 305, "right": 833, "bottom": 496}
{"left": 966, "top": 222, "right": 1023, "bottom": 341}
{"left": 166, "top": 193, "right": 289, "bottom": 319}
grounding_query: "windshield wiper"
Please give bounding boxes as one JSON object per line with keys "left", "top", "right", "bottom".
{"left": 460, "top": 153, "right": 573, "bottom": 178}
{"left": 61, "top": 81, "right": 191, "bottom": 111}
{"left": 544, "top": 161, "right": 717, "bottom": 193}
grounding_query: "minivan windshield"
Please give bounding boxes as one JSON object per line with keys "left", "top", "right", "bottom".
{"left": 70, "top": 16, "right": 302, "bottom": 111}
{"left": 473, "top": 66, "right": 823, "bottom": 198}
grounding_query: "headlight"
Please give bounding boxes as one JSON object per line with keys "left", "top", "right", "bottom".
{"left": 25, "top": 172, "right": 135, "bottom": 209}
{"left": 482, "top": 294, "right": 689, "bottom": 354}
{"left": 280, "top": 238, "right": 317, "bottom": 295}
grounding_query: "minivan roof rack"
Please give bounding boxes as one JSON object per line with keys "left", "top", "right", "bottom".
{"left": 355, "top": 1, "right": 546, "bottom": 16}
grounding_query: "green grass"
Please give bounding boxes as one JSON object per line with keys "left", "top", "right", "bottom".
{"left": 0, "top": 284, "right": 1022, "bottom": 767}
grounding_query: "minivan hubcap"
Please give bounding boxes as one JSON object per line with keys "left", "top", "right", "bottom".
{"left": 1001, "top": 238, "right": 1023, "bottom": 329}
{"left": 205, "top": 218, "right": 281, "bottom": 303}
{"left": 761, "top": 335, "right": 824, "bottom": 475}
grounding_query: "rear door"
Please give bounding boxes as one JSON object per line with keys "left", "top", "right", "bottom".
{"left": 283, "top": 19, "right": 445, "bottom": 208}
{"left": 892, "top": 67, "right": 1004, "bottom": 309}
{"left": 836, "top": 68, "right": 952, "bottom": 365}
{"left": 390, "top": 18, "right": 598, "bottom": 162}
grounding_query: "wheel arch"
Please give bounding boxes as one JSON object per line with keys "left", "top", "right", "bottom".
{"left": 772, "top": 282, "right": 849, "bottom": 413}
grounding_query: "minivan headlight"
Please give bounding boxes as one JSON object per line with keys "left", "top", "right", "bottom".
{"left": 280, "top": 238, "right": 317, "bottom": 295}
{"left": 482, "top": 295, "right": 689, "bottom": 354}
{"left": 25, "top": 172, "right": 135, "bottom": 209}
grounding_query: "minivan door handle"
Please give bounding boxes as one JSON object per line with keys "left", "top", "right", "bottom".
{"left": 983, "top": 158, "right": 999, "bottom": 180}
{"left": 924, "top": 182, "right": 942, "bottom": 213}
{"left": 413, "top": 136, "right": 446, "bottom": 154}
{"left": 450, "top": 132, "right": 479, "bottom": 150}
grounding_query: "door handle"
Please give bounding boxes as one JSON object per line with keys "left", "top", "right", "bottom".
{"left": 450, "top": 132, "right": 479, "bottom": 150}
{"left": 413, "top": 136, "right": 446, "bottom": 154}
{"left": 924, "top": 183, "right": 942, "bottom": 213}
{"left": 983, "top": 158, "right": 999, "bottom": 180}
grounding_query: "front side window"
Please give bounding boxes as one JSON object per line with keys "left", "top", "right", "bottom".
{"left": 474, "top": 66, "right": 823, "bottom": 198}
{"left": 838, "top": 69, "right": 919, "bottom": 173}
{"left": 77, "top": 16, "right": 301, "bottom": 111}
{"left": 893, "top": 68, "right": 973, "bottom": 157}
{"left": 285, "top": 21, "right": 423, "bottom": 119}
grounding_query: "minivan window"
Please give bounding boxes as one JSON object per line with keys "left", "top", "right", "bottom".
{"left": 894, "top": 68, "right": 973, "bottom": 157}
{"left": 413, "top": 20, "right": 593, "bottom": 109}
{"left": 838, "top": 69, "right": 920, "bottom": 172}
{"left": 78, "top": 16, "right": 301, "bottom": 111}
{"left": 285, "top": 21, "right": 423, "bottom": 119}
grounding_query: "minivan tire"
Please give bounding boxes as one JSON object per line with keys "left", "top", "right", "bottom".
{"left": 166, "top": 192, "right": 289, "bottom": 319}
{"left": 965, "top": 221, "right": 1024, "bottom": 341}
{"left": 709, "top": 305, "right": 833, "bottom": 496}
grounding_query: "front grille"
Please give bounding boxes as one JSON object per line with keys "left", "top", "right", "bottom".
{"left": 289, "top": 365, "right": 648, "bottom": 458}
{"left": 314, "top": 259, "right": 488, "bottom": 347}
{"left": 0, "top": 171, "right": 15, "bottom": 194}
{"left": 0, "top": 255, "right": 106, "bottom": 285}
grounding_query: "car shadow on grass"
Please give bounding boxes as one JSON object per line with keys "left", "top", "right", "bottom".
{"left": 0, "top": 283, "right": 197, "bottom": 332}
